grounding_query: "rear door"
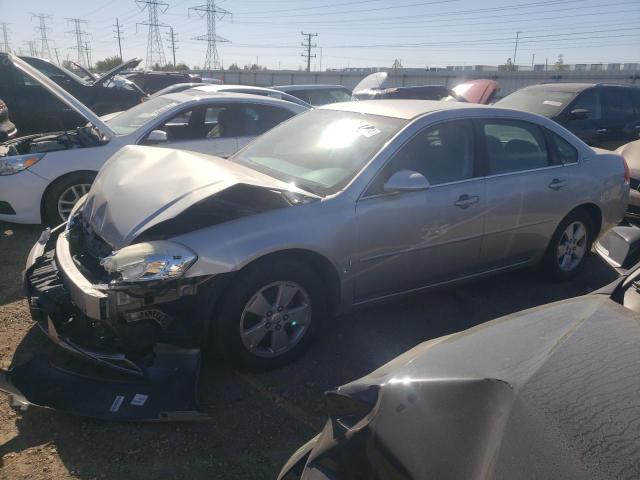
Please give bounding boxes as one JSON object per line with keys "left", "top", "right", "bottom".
{"left": 479, "top": 119, "right": 577, "bottom": 269}
{"left": 601, "top": 87, "right": 638, "bottom": 149}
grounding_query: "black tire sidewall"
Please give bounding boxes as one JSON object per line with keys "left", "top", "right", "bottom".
{"left": 215, "top": 259, "right": 326, "bottom": 371}
{"left": 542, "top": 209, "right": 594, "bottom": 281}
{"left": 43, "top": 172, "right": 96, "bottom": 226}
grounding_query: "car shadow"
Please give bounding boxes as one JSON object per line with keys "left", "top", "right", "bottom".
{"left": 0, "top": 252, "right": 619, "bottom": 479}
{"left": 0, "top": 223, "right": 41, "bottom": 306}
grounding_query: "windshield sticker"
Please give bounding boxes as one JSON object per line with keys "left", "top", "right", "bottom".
{"left": 357, "top": 123, "right": 381, "bottom": 138}
{"left": 543, "top": 100, "right": 563, "bottom": 107}
{"left": 110, "top": 395, "right": 125, "bottom": 412}
{"left": 130, "top": 394, "right": 149, "bottom": 406}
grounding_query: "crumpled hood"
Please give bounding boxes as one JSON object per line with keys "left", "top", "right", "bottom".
{"left": 286, "top": 294, "right": 640, "bottom": 479}
{"left": 82, "top": 145, "right": 305, "bottom": 250}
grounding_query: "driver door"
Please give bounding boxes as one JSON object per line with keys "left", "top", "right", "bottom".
{"left": 353, "top": 120, "right": 486, "bottom": 302}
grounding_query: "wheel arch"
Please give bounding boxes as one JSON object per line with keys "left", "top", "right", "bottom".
{"left": 40, "top": 170, "right": 98, "bottom": 223}
{"left": 233, "top": 248, "right": 342, "bottom": 316}
{"left": 544, "top": 202, "right": 603, "bottom": 254}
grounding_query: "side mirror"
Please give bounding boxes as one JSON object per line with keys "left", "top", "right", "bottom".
{"left": 145, "top": 130, "right": 168, "bottom": 144}
{"left": 569, "top": 108, "right": 590, "bottom": 120}
{"left": 595, "top": 226, "right": 640, "bottom": 273}
{"left": 383, "top": 170, "right": 430, "bottom": 193}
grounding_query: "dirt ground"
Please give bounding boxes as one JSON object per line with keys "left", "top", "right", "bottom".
{"left": 0, "top": 220, "right": 619, "bottom": 479}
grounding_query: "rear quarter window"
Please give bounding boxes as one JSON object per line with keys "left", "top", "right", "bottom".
{"left": 547, "top": 130, "right": 579, "bottom": 165}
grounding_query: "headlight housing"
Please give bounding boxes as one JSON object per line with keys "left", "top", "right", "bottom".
{"left": 0, "top": 153, "right": 45, "bottom": 176}
{"left": 100, "top": 241, "right": 197, "bottom": 283}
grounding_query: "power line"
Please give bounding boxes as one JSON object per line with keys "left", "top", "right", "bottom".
{"left": 31, "top": 13, "right": 53, "bottom": 61}
{"left": 136, "top": 0, "right": 169, "bottom": 68}
{"left": 114, "top": 18, "right": 124, "bottom": 60}
{"left": 189, "top": 0, "right": 231, "bottom": 70}
{"left": 66, "top": 18, "right": 90, "bottom": 67}
{"left": 232, "top": 0, "right": 637, "bottom": 25}
{"left": 0, "top": 23, "right": 10, "bottom": 53}
{"left": 301, "top": 32, "right": 317, "bottom": 72}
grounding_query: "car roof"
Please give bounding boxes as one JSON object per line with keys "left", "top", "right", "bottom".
{"left": 321, "top": 99, "right": 491, "bottom": 120}
{"left": 191, "top": 84, "right": 281, "bottom": 94}
{"left": 273, "top": 84, "right": 350, "bottom": 92}
{"left": 162, "top": 90, "right": 308, "bottom": 110}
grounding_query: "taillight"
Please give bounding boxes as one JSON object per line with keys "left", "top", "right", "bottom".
{"left": 623, "top": 157, "right": 630, "bottom": 184}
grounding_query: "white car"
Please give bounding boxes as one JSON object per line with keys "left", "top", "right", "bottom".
{"left": 187, "top": 84, "right": 313, "bottom": 108}
{"left": 0, "top": 54, "right": 307, "bottom": 225}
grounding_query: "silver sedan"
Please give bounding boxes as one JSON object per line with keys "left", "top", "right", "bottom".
{"left": 25, "top": 100, "right": 630, "bottom": 375}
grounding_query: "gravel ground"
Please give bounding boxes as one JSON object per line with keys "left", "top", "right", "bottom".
{"left": 0, "top": 220, "right": 619, "bottom": 479}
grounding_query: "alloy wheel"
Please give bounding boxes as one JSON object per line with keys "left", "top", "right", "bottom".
{"left": 557, "top": 221, "right": 588, "bottom": 272}
{"left": 239, "top": 281, "right": 312, "bottom": 358}
{"left": 57, "top": 183, "right": 91, "bottom": 221}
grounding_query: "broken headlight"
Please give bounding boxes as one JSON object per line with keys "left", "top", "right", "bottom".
{"left": 100, "top": 241, "right": 197, "bottom": 283}
{"left": 0, "top": 153, "right": 45, "bottom": 175}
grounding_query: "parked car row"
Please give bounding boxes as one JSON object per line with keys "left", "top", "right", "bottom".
{"left": 1, "top": 51, "right": 640, "bottom": 479}
{"left": 0, "top": 55, "right": 307, "bottom": 225}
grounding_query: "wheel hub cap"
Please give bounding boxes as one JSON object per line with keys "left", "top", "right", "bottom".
{"left": 557, "top": 221, "right": 588, "bottom": 272}
{"left": 240, "top": 281, "right": 312, "bottom": 358}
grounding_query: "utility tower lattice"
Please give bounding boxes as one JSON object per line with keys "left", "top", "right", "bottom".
{"left": 0, "top": 23, "right": 11, "bottom": 53}
{"left": 189, "top": 0, "right": 231, "bottom": 70}
{"left": 66, "top": 18, "right": 90, "bottom": 67}
{"left": 24, "top": 41, "right": 38, "bottom": 57}
{"left": 32, "top": 13, "right": 53, "bottom": 60}
{"left": 301, "top": 32, "right": 317, "bottom": 72}
{"left": 136, "top": 0, "right": 169, "bottom": 68}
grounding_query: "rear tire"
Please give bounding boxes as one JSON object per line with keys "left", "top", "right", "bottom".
{"left": 540, "top": 209, "right": 594, "bottom": 281}
{"left": 42, "top": 172, "right": 95, "bottom": 226}
{"left": 215, "top": 259, "right": 326, "bottom": 371}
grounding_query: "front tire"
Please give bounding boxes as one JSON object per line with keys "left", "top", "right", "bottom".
{"left": 541, "top": 209, "right": 594, "bottom": 280}
{"left": 215, "top": 259, "right": 326, "bottom": 371}
{"left": 42, "top": 172, "right": 95, "bottom": 226}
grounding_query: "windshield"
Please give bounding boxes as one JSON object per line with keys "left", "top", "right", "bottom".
{"left": 495, "top": 89, "right": 577, "bottom": 117}
{"left": 231, "top": 109, "right": 407, "bottom": 196}
{"left": 106, "top": 96, "right": 180, "bottom": 135}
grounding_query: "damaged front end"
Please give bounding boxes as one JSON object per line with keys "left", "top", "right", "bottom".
{"left": 0, "top": 219, "right": 215, "bottom": 421}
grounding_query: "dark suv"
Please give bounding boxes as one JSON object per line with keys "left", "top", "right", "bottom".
{"left": 0, "top": 56, "right": 145, "bottom": 134}
{"left": 495, "top": 83, "right": 640, "bottom": 150}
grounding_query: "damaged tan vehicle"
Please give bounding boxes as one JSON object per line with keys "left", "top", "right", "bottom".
{"left": 1, "top": 100, "right": 629, "bottom": 420}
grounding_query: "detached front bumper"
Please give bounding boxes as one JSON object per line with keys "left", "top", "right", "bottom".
{"left": 0, "top": 227, "right": 207, "bottom": 421}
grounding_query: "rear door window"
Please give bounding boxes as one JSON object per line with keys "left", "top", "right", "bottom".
{"left": 547, "top": 130, "right": 579, "bottom": 165}
{"left": 481, "top": 120, "right": 551, "bottom": 175}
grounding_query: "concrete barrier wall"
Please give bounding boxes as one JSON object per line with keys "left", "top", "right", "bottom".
{"left": 195, "top": 70, "right": 640, "bottom": 96}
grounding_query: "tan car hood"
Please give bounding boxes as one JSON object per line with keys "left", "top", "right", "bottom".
{"left": 82, "top": 145, "right": 308, "bottom": 250}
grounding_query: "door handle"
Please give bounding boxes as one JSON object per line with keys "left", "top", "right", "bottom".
{"left": 454, "top": 194, "right": 480, "bottom": 209}
{"left": 596, "top": 128, "right": 607, "bottom": 134}
{"left": 548, "top": 178, "right": 568, "bottom": 191}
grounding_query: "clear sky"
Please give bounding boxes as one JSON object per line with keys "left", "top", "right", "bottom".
{"left": 1, "top": 0, "right": 638, "bottom": 70}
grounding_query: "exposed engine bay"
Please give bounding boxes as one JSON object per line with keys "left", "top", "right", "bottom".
{"left": 0, "top": 126, "right": 107, "bottom": 157}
